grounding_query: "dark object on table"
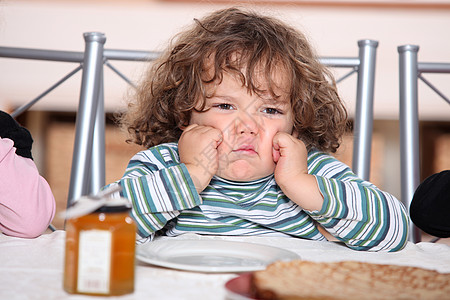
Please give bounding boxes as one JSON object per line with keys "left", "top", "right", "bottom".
{"left": 410, "top": 170, "right": 450, "bottom": 238}
{"left": 0, "top": 111, "right": 33, "bottom": 160}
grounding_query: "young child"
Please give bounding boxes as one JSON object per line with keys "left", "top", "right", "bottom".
{"left": 0, "top": 111, "right": 56, "bottom": 238}
{"left": 106, "top": 7, "right": 409, "bottom": 251}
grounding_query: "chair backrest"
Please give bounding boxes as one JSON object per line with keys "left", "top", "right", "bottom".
{"left": 1, "top": 34, "right": 378, "bottom": 214}
{"left": 398, "top": 45, "right": 450, "bottom": 243}
{"left": 320, "top": 40, "right": 378, "bottom": 182}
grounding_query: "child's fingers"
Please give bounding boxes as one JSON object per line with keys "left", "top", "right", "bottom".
{"left": 272, "top": 146, "right": 281, "bottom": 163}
{"left": 210, "top": 128, "right": 223, "bottom": 147}
{"left": 272, "top": 132, "right": 307, "bottom": 160}
{"left": 273, "top": 132, "right": 294, "bottom": 150}
{"left": 183, "top": 124, "right": 223, "bottom": 147}
{"left": 272, "top": 132, "right": 290, "bottom": 162}
{"left": 198, "top": 126, "right": 223, "bottom": 147}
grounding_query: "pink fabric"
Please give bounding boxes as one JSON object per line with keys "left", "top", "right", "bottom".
{"left": 0, "top": 137, "right": 55, "bottom": 238}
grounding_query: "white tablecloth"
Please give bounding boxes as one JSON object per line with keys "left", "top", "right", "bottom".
{"left": 0, "top": 231, "right": 449, "bottom": 300}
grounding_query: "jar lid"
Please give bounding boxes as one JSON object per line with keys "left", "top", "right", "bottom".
{"left": 59, "top": 185, "right": 129, "bottom": 219}
{"left": 94, "top": 198, "right": 131, "bottom": 213}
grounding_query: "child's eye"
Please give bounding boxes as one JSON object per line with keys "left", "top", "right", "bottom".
{"left": 262, "top": 107, "right": 282, "bottom": 115}
{"left": 214, "top": 103, "right": 234, "bottom": 110}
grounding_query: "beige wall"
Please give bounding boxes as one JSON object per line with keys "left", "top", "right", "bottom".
{"left": 1, "top": 0, "right": 450, "bottom": 119}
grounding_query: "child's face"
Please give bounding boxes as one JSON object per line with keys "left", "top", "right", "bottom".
{"left": 189, "top": 70, "right": 295, "bottom": 181}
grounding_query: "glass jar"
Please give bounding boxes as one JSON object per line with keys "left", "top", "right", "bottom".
{"left": 63, "top": 199, "right": 136, "bottom": 296}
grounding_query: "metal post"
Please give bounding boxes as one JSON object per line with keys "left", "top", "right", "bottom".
{"left": 67, "top": 32, "right": 106, "bottom": 206}
{"left": 398, "top": 44, "right": 421, "bottom": 243}
{"left": 352, "top": 40, "right": 378, "bottom": 181}
{"left": 90, "top": 74, "right": 106, "bottom": 194}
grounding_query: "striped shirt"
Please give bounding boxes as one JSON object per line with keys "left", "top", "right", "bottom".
{"left": 108, "top": 142, "right": 409, "bottom": 252}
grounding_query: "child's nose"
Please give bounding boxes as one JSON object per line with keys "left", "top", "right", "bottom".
{"left": 236, "top": 112, "right": 259, "bottom": 135}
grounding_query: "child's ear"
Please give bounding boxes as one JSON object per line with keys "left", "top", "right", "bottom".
{"left": 292, "top": 128, "right": 300, "bottom": 139}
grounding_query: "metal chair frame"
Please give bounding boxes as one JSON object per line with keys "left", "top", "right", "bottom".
{"left": 398, "top": 45, "right": 450, "bottom": 243}
{"left": 0, "top": 33, "right": 378, "bottom": 219}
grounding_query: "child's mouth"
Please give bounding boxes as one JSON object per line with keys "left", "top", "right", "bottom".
{"left": 233, "top": 145, "right": 257, "bottom": 155}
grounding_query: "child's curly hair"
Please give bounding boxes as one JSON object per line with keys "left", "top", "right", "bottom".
{"left": 121, "top": 7, "right": 348, "bottom": 153}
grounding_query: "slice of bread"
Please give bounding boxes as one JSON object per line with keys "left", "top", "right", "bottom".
{"left": 251, "top": 260, "right": 450, "bottom": 300}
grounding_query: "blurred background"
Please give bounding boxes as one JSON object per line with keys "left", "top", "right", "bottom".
{"left": 1, "top": 0, "right": 449, "bottom": 230}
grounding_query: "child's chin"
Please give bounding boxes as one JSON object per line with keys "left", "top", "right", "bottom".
{"left": 218, "top": 165, "right": 274, "bottom": 182}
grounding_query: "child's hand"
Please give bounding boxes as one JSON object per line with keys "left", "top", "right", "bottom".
{"left": 272, "top": 132, "right": 308, "bottom": 184}
{"left": 272, "top": 132, "right": 324, "bottom": 211}
{"left": 179, "top": 124, "right": 223, "bottom": 193}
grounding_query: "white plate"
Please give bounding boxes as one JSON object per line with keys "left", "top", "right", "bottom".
{"left": 136, "top": 239, "right": 300, "bottom": 273}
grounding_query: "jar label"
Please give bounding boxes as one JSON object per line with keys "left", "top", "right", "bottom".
{"left": 77, "top": 230, "right": 112, "bottom": 294}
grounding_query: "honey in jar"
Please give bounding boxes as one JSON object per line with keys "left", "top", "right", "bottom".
{"left": 63, "top": 197, "right": 136, "bottom": 296}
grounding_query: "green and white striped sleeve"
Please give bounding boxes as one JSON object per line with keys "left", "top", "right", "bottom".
{"left": 306, "top": 151, "right": 409, "bottom": 252}
{"left": 118, "top": 144, "right": 202, "bottom": 242}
